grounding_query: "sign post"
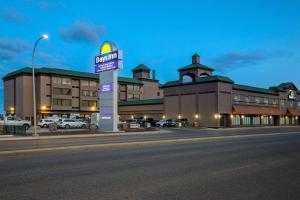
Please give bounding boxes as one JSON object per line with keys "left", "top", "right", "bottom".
{"left": 95, "top": 41, "right": 123, "bottom": 132}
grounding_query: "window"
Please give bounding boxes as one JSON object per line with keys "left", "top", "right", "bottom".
{"left": 272, "top": 99, "right": 277, "bottom": 105}
{"left": 231, "top": 115, "right": 241, "bottom": 126}
{"left": 81, "top": 100, "right": 97, "bottom": 107}
{"left": 255, "top": 97, "right": 260, "bottom": 104}
{"left": 298, "top": 102, "right": 300, "bottom": 107}
{"left": 245, "top": 96, "right": 250, "bottom": 104}
{"left": 234, "top": 95, "right": 240, "bottom": 102}
{"left": 81, "top": 90, "right": 98, "bottom": 97}
{"left": 53, "top": 99, "right": 71, "bottom": 106}
{"left": 119, "top": 84, "right": 126, "bottom": 92}
{"left": 263, "top": 98, "right": 268, "bottom": 105}
{"left": 81, "top": 80, "right": 89, "bottom": 87}
{"left": 89, "top": 81, "right": 97, "bottom": 87}
{"left": 53, "top": 88, "right": 71, "bottom": 95}
{"left": 289, "top": 101, "right": 294, "bottom": 107}
{"left": 53, "top": 77, "right": 62, "bottom": 84}
{"left": 280, "top": 99, "right": 285, "bottom": 106}
{"left": 242, "top": 116, "right": 251, "bottom": 125}
{"left": 253, "top": 117, "right": 260, "bottom": 125}
{"left": 157, "top": 92, "right": 160, "bottom": 96}
{"left": 261, "top": 116, "right": 269, "bottom": 125}
{"left": 62, "top": 78, "right": 71, "bottom": 85}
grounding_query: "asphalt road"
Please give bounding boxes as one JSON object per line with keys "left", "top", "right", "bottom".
{"left": 0, "top": 128, "right": 300, "bottom": 200}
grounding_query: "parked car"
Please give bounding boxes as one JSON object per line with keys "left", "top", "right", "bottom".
{"left": 38, "top": 119, "right": 55, "bottom": 128}
{"left": 155, "top": 120, "right": 167, "bottom": 127}
{"left": 57, "top": 119, "right": 87, "bottom": 129}
{"left": 165, "top": 119, "right": 177, "bottom": 127}
{"left": 0, "top": 116, "right": 31, "bottom": 130}
{"left": 176, "top": 118, "right": 189, "bottom": 127}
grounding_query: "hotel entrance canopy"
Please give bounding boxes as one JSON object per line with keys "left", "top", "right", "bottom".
{"left": 232, "top": 105, "right": 281, "bottom": 115}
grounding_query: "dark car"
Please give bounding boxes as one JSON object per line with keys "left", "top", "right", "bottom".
{"left": 165, "top": 119, "right": 177, "bottom": 127}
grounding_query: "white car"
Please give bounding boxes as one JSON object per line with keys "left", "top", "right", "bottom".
{"left": 155, "top": 120, "right": 167, "bottom": 127}
{"left": 58, "top": 119, "right": 87, "bottom": 129}
{"left": 38, "top": 119, "right": 55, "bottom": 128}
{"left": 0, "top": 116, "right": 31, "bottom": 130}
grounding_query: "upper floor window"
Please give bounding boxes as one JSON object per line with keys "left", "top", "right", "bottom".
{"left": 62, "top": 78, "right": 71, "bottom": 85}
{"left": 81, "top": 80, "right": 89, "bottom": 87}
{"left": 53, "top": 77, "right": 62, "bottom": 84}
{"left": 280, "top": 99, "right": 285, "bottom": 106}
{"left": 289, "top": 101, "right": 294, "bottom": 107}
{"left": 272, "top": 99, "right": 277, "bottom": 105}
{"left": 234, "top": 95, "right": 240, "bottom": 102}
{"left": 263, "top": 98, "right": 268, "bottom": 105}
{"left": 298, "top": 102, "right": 300, "bottom": 107}
{"left": 53, "top": 88, "right": 71, "bottom": 95}
{"left": 255, "top": 97, "right": 260, "bottom": 104}
{"left": 89, "top": 81, "right": 97, "bottom": 87}
{"left": 245, "top": 96, "right": 250, "bottom": 104}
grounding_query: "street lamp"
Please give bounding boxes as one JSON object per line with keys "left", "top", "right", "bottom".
{"left": 32, "top": 34, "right": 48, "bottom": 136}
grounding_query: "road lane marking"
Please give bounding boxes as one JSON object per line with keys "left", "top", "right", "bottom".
{"left": 0, "top": 131, "right": 299, "bottom": 157}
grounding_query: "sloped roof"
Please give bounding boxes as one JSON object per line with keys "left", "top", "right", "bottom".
{"left": 132, "top": 64, "right": 150, "bottom": 72}
{"left": 162, "top": 75, "right": 233, "bottom": 88}
{"left": 178, "top": 63, "right": 214, "bottom": 72}
{"left": 233, "top": 84, "right": 278, "bottom": 95}
{"left": 2, "top": 67, "right": 144, "bottom": 85}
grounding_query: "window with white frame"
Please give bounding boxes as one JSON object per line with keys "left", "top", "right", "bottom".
{"left": 234, "top": 95, "right": 240, "bottom": 102}
{"left": 272, "top": 99, "right": 277, "bottom": 105}
{"left": 245, "top": 96, "right": 250, "bottom": 104}
{"left": 255, "top": 97, "right": 260, "bottom": 104}
{"left": 280, "top": 99, "right": 285, "bottom": 106}
{"left": 263, "top": 98, "right": 269, "bottom": 105}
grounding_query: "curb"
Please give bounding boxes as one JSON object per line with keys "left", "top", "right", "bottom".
{"left": 0, "top": 130, "right": 172, "bottom": 141}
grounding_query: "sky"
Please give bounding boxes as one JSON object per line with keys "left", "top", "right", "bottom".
{"left": 0, "top": 0, "right": 300, "bottom": 111}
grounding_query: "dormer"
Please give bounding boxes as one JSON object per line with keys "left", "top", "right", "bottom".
{"left": 132, "top": 64, "right": 151, "bottom": 79}
{"left": 178, "top": 54, "right": 214, "bottom": 82}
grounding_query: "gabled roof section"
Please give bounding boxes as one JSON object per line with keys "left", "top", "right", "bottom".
{"left": 162, "top": 75, "right": 233, "bottom": 88}
{"left": 278, "top": 82, "right": 298, "bottom": 91}
{"left": 233, "top": 84, "right": 278, "bottom": 95}
{"left": 132, "top": 64, "right": 150, "bottom": 72}
{"left": 2, "top": 67, "right": 143, "bottom": 85}
{"left": 178, "top": 63, "right": 214, "bottom": 72}
{"left": 118, "top": 98, "right": 163, "bottom": 106}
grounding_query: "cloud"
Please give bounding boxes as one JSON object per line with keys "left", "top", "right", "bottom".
{"left": 59, "top": 21, "right": 106, "bottom": 44}
{"left": 210, "top": 50, "right": 287, "bottom": 71}
{"left": 0, "top": 8, "right": 29, "bottom": 23}
{"left": 0, "top": 39, "right": 31, "bottom": 62}
{"left": 35, "top": 51, "right": 66, "bottom": 66}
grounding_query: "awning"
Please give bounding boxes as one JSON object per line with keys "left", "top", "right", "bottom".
{"left": 287, "top": 108, "right": 300, "bottom": 116}
{"left": 232, "top": 105, "right": 281, "bottom": 115}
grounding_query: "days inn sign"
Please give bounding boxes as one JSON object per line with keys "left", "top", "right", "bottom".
{"left": 95, "top": 42, "right": 123, "bottom": 72}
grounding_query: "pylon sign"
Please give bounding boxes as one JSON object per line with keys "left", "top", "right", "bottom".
{"left": 95, "top": 41, "right": 123, "bottom": 132}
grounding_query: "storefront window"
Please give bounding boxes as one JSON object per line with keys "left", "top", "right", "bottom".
{"left": 243, "top": 116, "right": 251, "bottom": 125}
{"left": 231, "top": 115, "right": 241, "bottom": 126}
{"left": 261, "top": 116, "right": 269, "bottom": 125}
{"left": 253, "top": 117, "right": 260, "bottom": 125}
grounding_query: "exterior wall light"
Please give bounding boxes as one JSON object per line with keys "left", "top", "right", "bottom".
{"left": 214, "top": 113, "right": 221, "bottom": 119}
{"left": 131, "top": 115, "right": 134, "bottom": 119}
{"left": 285, "top": 116, "right": 289, "bottom": 119}
{"left": 296, "top": 116, "right": 298, "bottom": 120}
{"left": 261, "top": 116, "right": 264, "bottom": 119}
{"left": 194, "top": 114, "right": 199, "bottom": 119}
{"left": 241, "top": 115, "right": 245, "bottom": 119}
{"left": 162, "top": 115, "right": 166, "bottom": 119}
{"left": 269, "top": 116, "right": 273, "bottom": 119}
{"left": 178, "top": 114, "right": 182, "bottom": 119}
{"left": 230, "top": 114, "right": 234, "bottom": 119}
{"left": 41, "top": 105, "right": 47, "bottom": 110}
{"left": 91, "top": 106, "right": 96, "bottom": 111}
{"left": 10, "top": 107, "right": 15, "bottom": 112}
{"left": 144, "top": 115, "right": 147, "bottom": 120}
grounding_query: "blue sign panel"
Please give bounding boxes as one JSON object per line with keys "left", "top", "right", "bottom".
{"left": 95, "top": 60, "right": 119, "bottom": 73}
{"left": 100, "top": 83, "right": 113, "bottom": 92}
{"left": 95, "top": 51, "right": 118, "bottom": 65}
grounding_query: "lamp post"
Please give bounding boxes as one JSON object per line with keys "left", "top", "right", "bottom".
{"left": 32, "top": 34, "right": 48, "bottom": 136}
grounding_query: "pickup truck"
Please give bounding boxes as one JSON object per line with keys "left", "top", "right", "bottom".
{"left": 0, "top": 116, "right": 32, "bottom": 130}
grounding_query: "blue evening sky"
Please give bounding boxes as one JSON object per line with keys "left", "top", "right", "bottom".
{"left": 0, "top": 0, "right": 300, "bottom": 111}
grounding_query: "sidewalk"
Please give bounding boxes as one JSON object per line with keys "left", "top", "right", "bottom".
{"left": 0, "top": 129, "right": 172, "bottom": 141}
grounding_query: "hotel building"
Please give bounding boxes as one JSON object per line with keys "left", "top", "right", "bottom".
{"left": 2, "top": 54, "right": 300, "bottom": 127}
